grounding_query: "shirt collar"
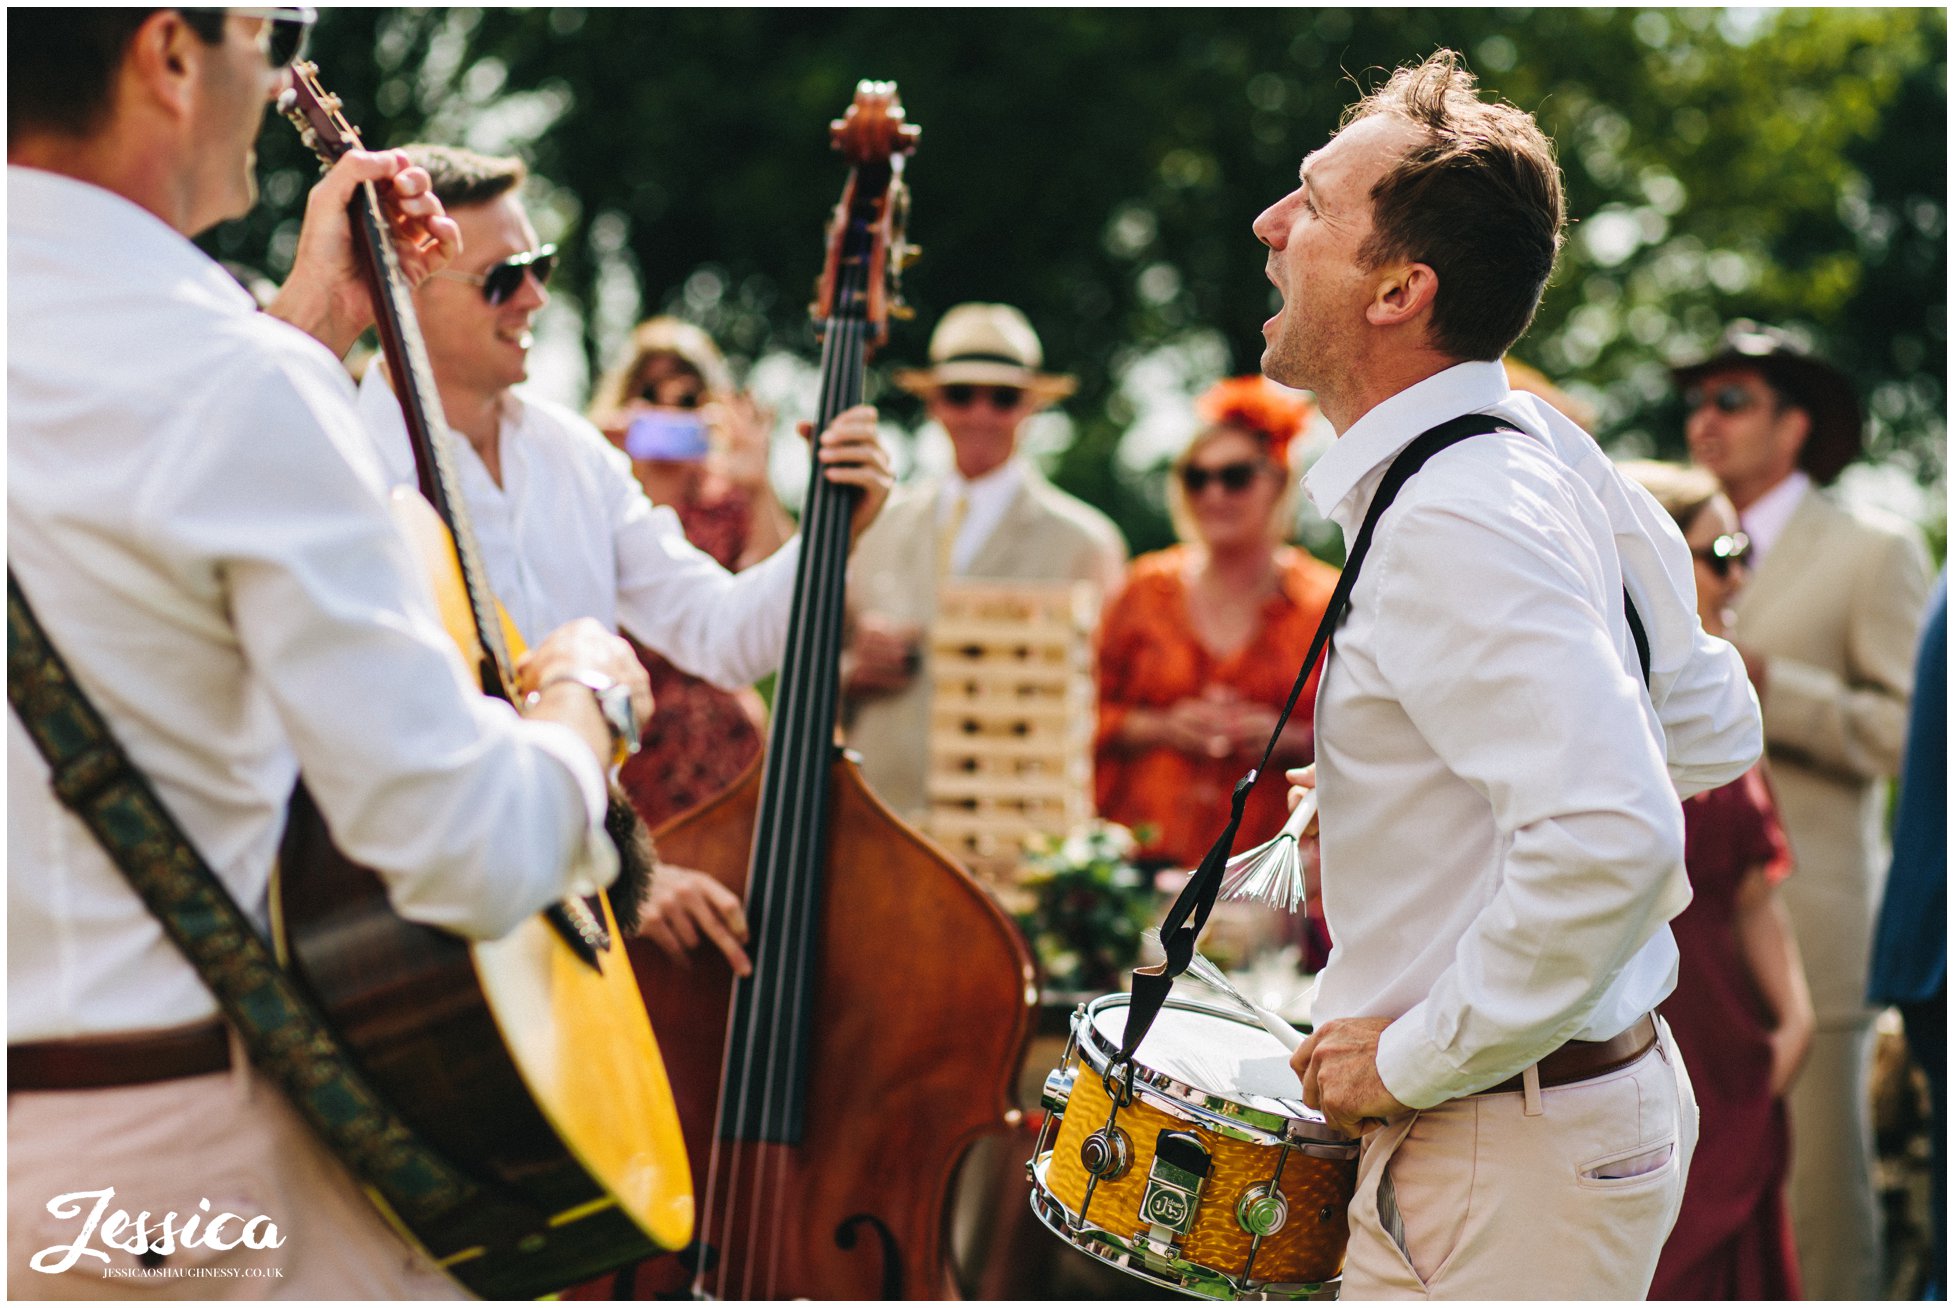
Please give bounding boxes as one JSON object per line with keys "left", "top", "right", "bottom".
{"left": 1303, "top": 360, "right": 1512, "bottom": 530}
{"left": 941, "top": 456, "right": 1026, "bottom": 516}
{"left": 1737, "top": 470, "right": 1810, "bottom": 563}
{"left": 9, "top": 165, "right": 256, "bottom": 315}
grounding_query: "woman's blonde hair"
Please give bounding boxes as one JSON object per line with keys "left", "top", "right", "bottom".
{"left": 588, "top": 317, "right": 733, "bottom": 427}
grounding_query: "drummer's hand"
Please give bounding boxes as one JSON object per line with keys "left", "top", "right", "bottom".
{"left": 1293, "top": 1016, "right": 1407, "bottom": 1137}
{"left": 636, "top": 865, "right": 753, "bottom": 977}
{"left": 1284, "top": 765, "right": 1321, "bottom": 835}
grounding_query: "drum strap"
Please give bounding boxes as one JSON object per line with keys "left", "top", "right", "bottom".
{"left": 1121, "top": 413, "right": 1652, "bottom": 1062}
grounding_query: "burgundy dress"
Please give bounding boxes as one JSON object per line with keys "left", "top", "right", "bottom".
{"left": 1650, "top": 766, "right": 1802, "bottom": 1300}
{"left": 616, "top": 484, "right": 767, "bottom": 829}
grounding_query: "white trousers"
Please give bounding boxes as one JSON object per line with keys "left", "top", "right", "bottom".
{"left": 1341, "top": 1020, "right": 1699, "bottom": 1300}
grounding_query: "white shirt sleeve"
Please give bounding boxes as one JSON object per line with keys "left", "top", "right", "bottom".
{"left": 160, "top": 352, "right": 615, "bottom": 940}
{"left": 605, "top": 447, "right": 800, "bottom": 691}
{"left": 1367, "top": 493, "right": 1691, "bottom": 1109}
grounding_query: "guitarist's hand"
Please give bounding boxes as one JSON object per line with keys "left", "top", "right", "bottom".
{"left": 516, "top": 619, "right": 654, "bottom": 771}
{"left": 637, "top": 865, "right": 753, "bottom": 977}
{"left": 266, "top": 149, "right": 462, "bottom": 360}
{"left": 798, "top": 405, "right": 894, "bottom": 543}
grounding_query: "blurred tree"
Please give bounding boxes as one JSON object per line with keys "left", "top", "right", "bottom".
{"left": 207, "top": 7, "right": 1944, "bottom": 553}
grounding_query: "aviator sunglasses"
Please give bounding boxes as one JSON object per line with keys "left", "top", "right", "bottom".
{"left": 1683, "top": 383, "right": 1768, "bottom": 416}
{"left": 186, "top": 7, "right": 316, "bottom": 68}
{"left": 1692, "top": 531, "right": 1751, "bottom": 579}
{"left": 432, "top": 245, "right": 559, "bottom": 306}
{"left": 939, "top": 384, "right": 1024, "bottom": 411}
{"left": 1178, "top": 460, "right": 1266, "bottom": 494}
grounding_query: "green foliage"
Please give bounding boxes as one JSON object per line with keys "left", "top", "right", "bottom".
{"left": 1014, "top": 821, "right": 1159, "bottom": 995}
{"left": 210, "top": 8, "right": 1945, "bottom": 550}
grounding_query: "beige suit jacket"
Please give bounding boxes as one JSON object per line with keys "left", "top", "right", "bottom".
{"left": 1732, "top": 486, "right": 1932, "bottom": 1021}
{"left": 842, "top": 464, "right": 1128, "bottom": 816}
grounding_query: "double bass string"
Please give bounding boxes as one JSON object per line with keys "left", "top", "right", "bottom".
{"left": 759, "top": 300, "right": 868, "bottom": 1299}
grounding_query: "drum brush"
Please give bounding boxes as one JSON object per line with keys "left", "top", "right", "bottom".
{"left": 1179, "top": 946, "right": 1306, "bottom": 1055}
{"left": 1218, "top": 788, "right": 1317, "bottom": 914}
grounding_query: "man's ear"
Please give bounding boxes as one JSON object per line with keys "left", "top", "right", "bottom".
{"left": 1773, "top": 402, "right": 1813, "bottom": 459}
{"left": 122, "top": 9, "right": 205, "bottom": 122}
{"left": 1366, "top": 260, "right": 1439, "bottom": 330}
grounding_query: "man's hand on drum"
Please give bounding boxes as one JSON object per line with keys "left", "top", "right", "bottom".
{"left": 1292, "top": 1017, "right": 1408, "bottom": 1137}
{"left": 636, "top": 864, "right": 753, "bottom": 977}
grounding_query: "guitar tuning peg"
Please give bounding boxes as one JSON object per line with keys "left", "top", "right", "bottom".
{"left": 889, "top": 301, "right": 916, "bottom": 322}
{"left": 324, "top": 94, "right": 342, "bottom": 113}
{"left": 900, "top": 244, "right": 923, "bottom": 269}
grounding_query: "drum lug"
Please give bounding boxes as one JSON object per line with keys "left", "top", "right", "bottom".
{"left": 1138, "top": 1130, "right": 1210, "bottom": 1239}
{"left": 1040, "top": 1064, "right": 1077, "bottom": 1115}
{"left": 1078, "top": 1125, "right": 1131, "bottom": 1181}
{"left": 1235, "top": 1181, "right": 1290, "bottom": 1237}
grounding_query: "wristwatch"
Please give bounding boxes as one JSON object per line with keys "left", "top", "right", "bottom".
{"left": 532, "top": 669, "right": 641, "bottom": 770}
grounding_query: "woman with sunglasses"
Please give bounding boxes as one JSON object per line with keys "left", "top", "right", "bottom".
{"left": 585, "top": 319, "right": 794, "bottom": 844}
{"left": 1094, "top": 376, "right": 1337, "bottom": 887}
{"left": 1622, "top": 460, "right": 1812, "bottom": 1301}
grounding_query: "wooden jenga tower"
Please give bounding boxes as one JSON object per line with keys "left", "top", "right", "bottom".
{"left": 924, "top": 579, "right": 1098, "bottom": 896}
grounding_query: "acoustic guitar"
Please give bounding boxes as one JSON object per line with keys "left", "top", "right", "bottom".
{"left": 270, "top": 63, "right": 691, "bottom": 1298}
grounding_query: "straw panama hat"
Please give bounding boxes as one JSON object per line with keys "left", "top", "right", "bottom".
{"left": 893, "top": 303, "right": 1078, "bottom": 403}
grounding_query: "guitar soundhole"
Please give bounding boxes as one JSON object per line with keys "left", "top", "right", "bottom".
{"left": 833, "top": 1213, "right": 903, "bottom": 1299}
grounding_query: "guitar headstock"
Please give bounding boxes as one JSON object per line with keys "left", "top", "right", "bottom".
{"left": 277, "top": 60, "right": 364, "bottom": 168}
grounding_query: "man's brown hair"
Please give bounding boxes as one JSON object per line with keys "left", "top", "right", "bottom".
{"left": 398, "top": 143, "right": 527, "bottom": 210}
{"left": 8, "top": 10, "right": 223, "bottom": 143}
{"left": 1346, "top": 50, "right": 1565, "bottom": 362}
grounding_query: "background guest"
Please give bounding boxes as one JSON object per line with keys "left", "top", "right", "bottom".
{"left": 842, "top": 302, "right": 1127, "bottom": 819}
{"left": 1094, "top": 376, "right": 1335, "bottom": 874}
{"left": 587, "top": 317, "right": 789, "bottom": 826}
{"left": 1625, "top": 461, "right": 1814, "bottom": 1301}
{"left": 1675, "top": 322, "right": 1933, "bottom": 1298}
{"left": 1869, "top": 569, "right": 1947, "bottom": 1299}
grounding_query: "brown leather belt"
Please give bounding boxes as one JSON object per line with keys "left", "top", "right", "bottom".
{"left": 1479, "top": 1014, "right": 1658, "bottom": 1096}
{"left": 9, "top": 1020, "right": 231, "bottom": 1092}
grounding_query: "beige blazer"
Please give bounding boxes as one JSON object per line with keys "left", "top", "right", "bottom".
{"left": 1731, "top": 487, "right": 1932, "bottom": 1021}
{"left": 842, "top": 465, "right": 1128, "bottom": 816}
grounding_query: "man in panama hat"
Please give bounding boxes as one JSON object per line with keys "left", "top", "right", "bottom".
{"left": 843, "top": 302, "right": 1127, "bottom": 818}
{"left": 1675, "top": 319, "right": 1932, "bottom": 1299}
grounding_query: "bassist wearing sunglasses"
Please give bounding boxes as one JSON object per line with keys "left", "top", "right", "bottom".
{"left": 8, "top": 9, "right": 663, "bottom": 1298}
{"left": 355, "top": 144, "right": 895, "bottom": 978}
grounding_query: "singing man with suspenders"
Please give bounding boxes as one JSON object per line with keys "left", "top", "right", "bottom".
{"left": 9, "top": 11, "right": 651, "bottom": 1296}
{"left": 1255, "top": 53, "right": 1763, "bottom": 1296}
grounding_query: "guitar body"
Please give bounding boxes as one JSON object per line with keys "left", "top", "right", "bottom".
{"left": 270, "top": 489, "right": 693, "bottom": 1298}
{"left": 622, "top": 752, "right": 1037, "bottom": 1300}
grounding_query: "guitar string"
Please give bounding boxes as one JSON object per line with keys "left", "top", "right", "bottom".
{"left": 762, "top": 301, "right": 865, "bottom": 1300}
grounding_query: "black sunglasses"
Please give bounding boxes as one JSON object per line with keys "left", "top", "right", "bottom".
{"left": 1179, "top": 460, "right": 1265, "bottom": 494}
{"left": 188, "top": 7, "right": 316, "bottom": 68}
{"left": 433, "top": 244, "right": 558, "bottom": 306}
{"left": 1683, "top": 383, "right": 1766, "bottom": 416}
{"left": 1692, "top": 531, "right": 1751, "bottom": 579}
{"left": 940, "top": 384, "right": 1023, "bottom": 411}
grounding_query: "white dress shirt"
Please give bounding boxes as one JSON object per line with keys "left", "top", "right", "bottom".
{"left": 938, "top": 458, "right": 1028, "bottom": 576}
{"left": 1303, "top": 360, "right": 1762, "bottom": 1110}
{"left": 358, "top": 369, "right": 798, "bottom": 690}
{"left": 8, "top": 167, "right": 615, "bottom": 1043}
{"left": 1736, "top": 468, "right": 1811, "bottom": 566}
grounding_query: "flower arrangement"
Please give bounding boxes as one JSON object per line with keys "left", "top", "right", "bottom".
{"left": 1014, "top": 821, "right": 1160, "bottom": 995}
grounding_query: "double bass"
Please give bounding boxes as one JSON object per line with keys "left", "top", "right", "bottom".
{"left": 623, "top": 82, "right": 1038, "bottom": 1300}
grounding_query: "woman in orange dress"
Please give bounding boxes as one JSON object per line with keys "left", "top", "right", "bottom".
{"left": 1094, "top": 376, "right": 1337, "bottom": 876}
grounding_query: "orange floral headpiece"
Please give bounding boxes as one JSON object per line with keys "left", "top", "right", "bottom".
{"left": 1195, "top": 375, "right": 1315, "bottom": 469}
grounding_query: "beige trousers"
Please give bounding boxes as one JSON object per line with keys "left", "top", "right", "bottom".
{"left": 8, "top": 1036, "right": 463, "bottom": 1301}
{"left": 1341, "top": 1020, "right": 1698, "bottom": 1300}
{"left": 1784, "top": 1017, "right": 1883, "bottom": 1301}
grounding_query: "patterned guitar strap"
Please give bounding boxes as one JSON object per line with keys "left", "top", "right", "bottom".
{"left": 1118, "top": 413, "right": 1651, "bottom": 1071}
{"left": 6, "top": 569, "right": 549, "bottom": 1256}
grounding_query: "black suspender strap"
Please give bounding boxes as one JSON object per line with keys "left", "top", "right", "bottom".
{"left": 1119, "top": 412, "right": 1651, "bottom": 1063}
{"left": 6, "top": 569, "right": 545, "bottom": 1252}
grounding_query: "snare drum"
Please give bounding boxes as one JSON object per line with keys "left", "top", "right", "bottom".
{"left": 1027, "top": 993, "right": 1357, "bottom": 1300}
